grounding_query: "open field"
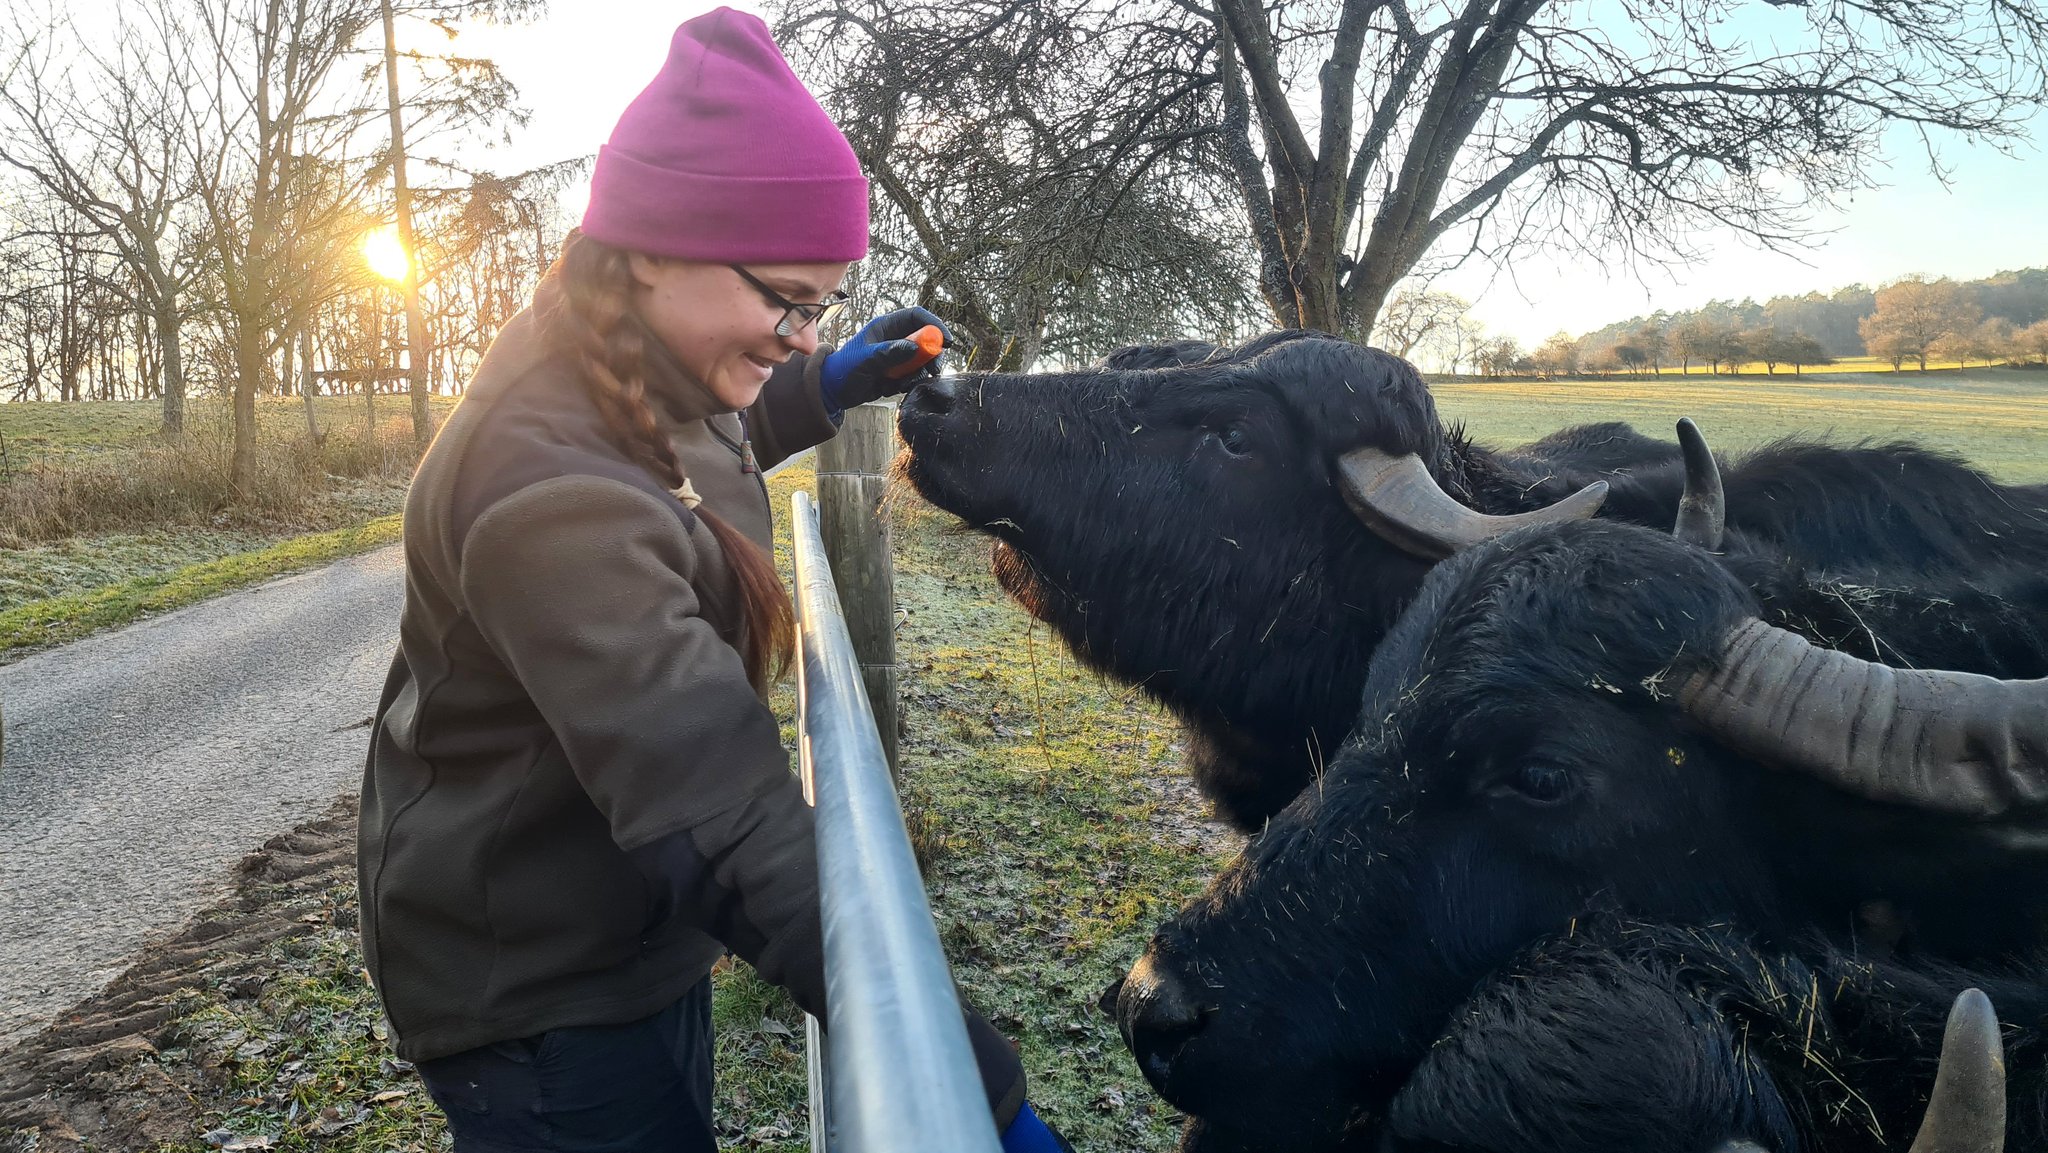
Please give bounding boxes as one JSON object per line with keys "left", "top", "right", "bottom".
{"left": 1433, "top": 370, "right": 2047, "bottom": 483}
{"left": 0, "top": 395, "right": 455, "bottom": 463}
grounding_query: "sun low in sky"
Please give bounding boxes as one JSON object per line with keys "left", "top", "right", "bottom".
{"left": 361, "top": 226, "right": 413, "bottom": 284}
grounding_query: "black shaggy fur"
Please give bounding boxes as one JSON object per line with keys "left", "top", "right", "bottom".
{"left": 1382, "top": 921, "right": 2048, "bottom": 1153}
{"left": 1497, "top": 419, "right": 1683, "bottom": 474}
{"left": 897, "top": 332, "right": 2048, "bottom": 828}
{"left": 1114, "top": 521, "right": 2048, "bottom": 1152}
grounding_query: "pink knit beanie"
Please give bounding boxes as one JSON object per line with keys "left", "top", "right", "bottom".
{"left": 582, "top": 7, "right": 870, "bottom": 263}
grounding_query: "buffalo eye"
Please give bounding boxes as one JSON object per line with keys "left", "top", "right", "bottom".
{"left": 1213, "top": 423, "right": 1252, "bottom": 457}
{"left": 1494, "top": 761, "right": 1577, "bottom": 806}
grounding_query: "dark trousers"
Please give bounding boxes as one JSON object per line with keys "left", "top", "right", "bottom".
{"left": 417, "top": 979, "right": 716, "bottom": 1153}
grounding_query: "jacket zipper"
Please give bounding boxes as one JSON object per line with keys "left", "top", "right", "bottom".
{"left": 708, "top": 415, "right": 771, "bottom": 508}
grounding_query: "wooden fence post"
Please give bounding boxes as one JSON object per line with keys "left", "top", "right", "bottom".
{"left": 814, "top": 402, "right": 900, "bottom": 776}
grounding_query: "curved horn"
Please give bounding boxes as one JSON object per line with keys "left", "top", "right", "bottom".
{"left": 1679, "top": 619, "right": 2048, "bottom": 817}
{"left": 1336, "top": 447, "right": 1608, "bottom": 561}
{"left": 1909, "top": 988, "right": 2006, "bottom": 1153}
{"left": 1673, "top": 417, "right": 1725, "bottom": 551}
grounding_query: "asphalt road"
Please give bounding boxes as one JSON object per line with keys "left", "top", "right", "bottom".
{"left": 0, "top": 545, "right": 404, "bottom": 1045}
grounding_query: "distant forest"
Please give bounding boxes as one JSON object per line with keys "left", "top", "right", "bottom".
{"left": 1579, "top": 268, "right": 2048, "bottom": 359}
{"left": 1397, "top": 268, "right": 2048, "bottom": 379}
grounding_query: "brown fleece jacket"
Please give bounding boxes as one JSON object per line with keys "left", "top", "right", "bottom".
{"left": 357, "top": 290, "right": 839, "bottom": 1063}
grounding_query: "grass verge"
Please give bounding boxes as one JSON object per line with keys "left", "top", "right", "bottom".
{"left": 0, "top": 514, "right": 402, "bottom": 662}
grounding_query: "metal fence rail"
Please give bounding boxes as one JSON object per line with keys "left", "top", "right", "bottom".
{"left": 791, "top": 491, "right": 1002, "bottom": 1153}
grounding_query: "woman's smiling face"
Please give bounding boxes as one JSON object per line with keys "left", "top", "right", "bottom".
{"left": 627, "top": 256, "right": 850, "bottom": 410}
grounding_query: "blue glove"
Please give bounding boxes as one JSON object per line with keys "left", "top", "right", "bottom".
{"left": 819, "top": 307, "right": 951, "bottom": 416}
{"left": 1001, "top": 1102, "right": 1076, "bottom": 1153}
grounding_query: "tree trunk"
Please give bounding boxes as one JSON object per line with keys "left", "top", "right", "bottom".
{"left": 1297, "top": 248, "right": 1346, "bottom": 337}
{"left": 231, "top": 310, "right": 263, "bottom": 494}
{"left": 134, "top": 311, "right": 156, "bottom": 401}
{"left": 157, "top": 291, "right": 184, "bottom": 435}
{"left": 383, "top": 0, "right": 433, "bottom": 450}
{"left": 58, "top": 261, "right": 79, "bottom": 402}
{"left": 301, "top": 328, "right": 324, "bottom": 446}
{"left": 1344, "top": 263, "right": 1402, "bottom": 345}
{"left": 20, "top": 304, "right": 38, "bottom": 400}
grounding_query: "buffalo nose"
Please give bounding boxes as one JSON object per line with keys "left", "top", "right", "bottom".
{"left": 1096, "top": 975, "right": 1126, "bottom": 1017}
{"left": 1116, "top": 947, "right": 1214, "bottom": 1086}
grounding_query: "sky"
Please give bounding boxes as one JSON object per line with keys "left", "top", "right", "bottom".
{"left": 437, "top": 0, "right": 2045, "bottom": 346}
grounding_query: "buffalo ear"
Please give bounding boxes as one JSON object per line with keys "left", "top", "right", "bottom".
{"left": 1908, "top": 988, "right": 2006, "bottom": 1153}
{"left": 1334, "top": 447, "right": 1607, "bottom": 561}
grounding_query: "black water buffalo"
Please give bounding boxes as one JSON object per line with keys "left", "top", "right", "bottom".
{"left": 1370, "top": 924, "right": 2018, "bottom": 1153}
{"left": 896, "top": 332, "right": 2048, "bottom": 828}
{"left": 1174, "top": 921, "right": 2020, "bottom": 1153}
{"left": 1110, "top": 519, "right": 2048, "bottom": 1151}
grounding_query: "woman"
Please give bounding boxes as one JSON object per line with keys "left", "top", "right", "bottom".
{"left": 359, "top": 10, "right": 1067, "bottom": 1150}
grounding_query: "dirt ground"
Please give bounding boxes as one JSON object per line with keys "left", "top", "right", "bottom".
{"left": 1, "top": 797, "right": 359, "bottom": 1152}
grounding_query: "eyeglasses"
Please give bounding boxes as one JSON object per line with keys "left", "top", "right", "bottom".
{"left": 729, "top": 264, "right": 850, "bottom": 338}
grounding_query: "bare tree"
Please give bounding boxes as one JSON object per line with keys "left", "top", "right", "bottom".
{"left": 0, "top": 7, "right": 209, "bottom": 431}
{"left": 1860, "top": 275, "right": 1981, "bottom": 371}
{"left": 778, "top": 0, "right": 1258, "bottom": 368}
{"left": 1930, "top": 317, "right": 2013, "bottom": 368}
{"left": 1375, "top": 287, "right": 1469, "bottom": 360}
{"left": 1745, "top": 325, "right": 1816, "bottom": 375}
{"left": 797, "top": 0, "right": 2048, "bottom": 343}
{"left": 175, "top": 0, "right": 537, "bottom": 489}
{"left": 0, "top": 203, "right": 125, "bottom": 401}
{"left": 1630, "top": 324, "right": 1666, "bottom": 373}
{"left": 1221, "top": 0, "right": 2047, "bottom": 338}
{"left": 178, "top": 0, "right": 388, "bottom": 489}
{"left": 1474, "top": 333, "right": 1521, "bottom": 376}
{"left": 1528, "top": 330, "right": 1578, "bottom": 377}
{"left": 411, "top": 162, "right": 580, "bottom": 387}
{"left": 375, "top": 0, "right": 544, "bottom": 445}
{"left": 2014, "top": 318, "right": 2048, "bottom": 367}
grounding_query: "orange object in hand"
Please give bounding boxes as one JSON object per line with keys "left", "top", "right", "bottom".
{"left": 885, "top": 325, "right": 947, "bottom": 380}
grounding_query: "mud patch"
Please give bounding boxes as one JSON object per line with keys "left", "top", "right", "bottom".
{"left": 1, "top": 797, "right": 358, "bottom": 1152}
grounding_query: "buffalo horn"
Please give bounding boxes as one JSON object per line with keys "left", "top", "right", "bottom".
{"left": 1335, "top": 447, "right": 1608, "bottom": 561}
{"left": 1908, "top": 988, "right": 2006, "bottom": 1153}
{"left": 1673, "top": 417, "right": 1725, "bottom": 551}
{"left": 1679, "top": 619, "right": 2048, "bottom": 818}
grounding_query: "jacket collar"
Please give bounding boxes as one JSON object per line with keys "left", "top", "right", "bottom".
{"left": 633, "top": 310, "right": 730, "bottom": 428}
